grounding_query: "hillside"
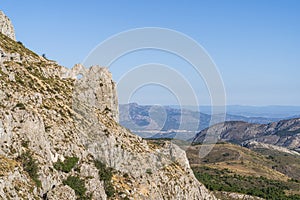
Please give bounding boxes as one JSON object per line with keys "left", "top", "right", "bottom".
{"left": 144, "top": 139, "right": 300, "bottom": 199}
{"left": 193, "top": 118, "right": 300, "bottom": 152}
{"left": 187, "top": 143, "right": 300, "bottom": 180}
{"left": 0, "top": 11, "right": 215, "bottom": 200}
{"left": 187, "top": 143, "right": 300, "bottom": 199}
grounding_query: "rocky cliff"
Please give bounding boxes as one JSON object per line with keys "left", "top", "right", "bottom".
{"left": 0, "top": 11, "right": 15, "bottom": 41}
{"left": 0, "top": 12, "right": 215, "bottom": 200}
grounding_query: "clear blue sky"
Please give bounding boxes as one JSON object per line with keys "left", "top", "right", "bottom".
{"left": 1, "top": 1, "right": 300, "bottom": 106}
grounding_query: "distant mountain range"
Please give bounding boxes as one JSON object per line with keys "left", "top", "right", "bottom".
{"left": 119, "top": 103, "right": 288, "bottom": 139}
{"left": 192, "top": 118, "right": 300, "bottom": 152}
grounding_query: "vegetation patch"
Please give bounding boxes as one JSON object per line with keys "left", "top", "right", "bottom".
{"left": 192, "top": 166, "right": 300, "bottom": 200}
{"left": 253, "top": 148, "right": 300, "bottom": 180}
{"left": 18, "top": 151, "right": 41, "bottom": 187}
{"left": 54, "top": 156, "right": 79, "bottom": 173}
{"left": 63, "top": 175, "right": 88, "bottom": 199}
{"left": 0, "top": 32, "right": 39, "bottom": 58}
{"left": 21, "top": 140, "right": 29, "bottom": 148}
{"left": 0, "top": 156, "right": 17, "bottom": 176}
{"left": 14, "top": 102, "right": 26, "bottom": 110}
{"left": 146, "top": 168, "right": 153, "bottom": 175}
{"left": 94, "top": 160, "right": 115, "bottom": 198}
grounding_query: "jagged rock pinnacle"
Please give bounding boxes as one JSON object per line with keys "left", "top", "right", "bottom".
{"left": 0, "top": 11, "right": 16, "bottom": 41}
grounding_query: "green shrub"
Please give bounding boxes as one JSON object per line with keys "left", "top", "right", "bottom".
{"left": 192, "top": 166, "right": 300, "bottom": 200}
{"left": 222, "top": 152, "right": 230, "bottom": 157}
{"left": 21, "top": 140, "right": 29, "bottom": 148}
{"left": 15, "top": 103, "right": 26, "bottom": 110}
{"left": 54, "top": 156, "right": 79, "bottom": 173}
{"left": 123, "top": 173, "right": 129, "bottom": 178}
{"left": 94, "top": 160, "right": 113, "bottom": 181}
{"left": 18, "top": 151, "right": 41, "bottom": 187}
{"left": 104, "top": 182, "right": 115, "bottom": 198}
{"left": 94, "top": 160, "right": 115, "bottom": 197}
{"left": 146, "top": 168, "right": 153, "bottom": 175}
{"left": 15, "top": 77, "right": 25, "bottom": 85}
{"left": 63, "top": 176, "right": 86, "bottom": 198}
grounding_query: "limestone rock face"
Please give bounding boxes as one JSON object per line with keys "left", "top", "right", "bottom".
{"left": 61, "top": 64, "right": 119, "bottom": 122}
{"left": 47, "top": 185, "right": 77, "bottom": 200}
{"left": 0, "top": 17, "right": 216, "bottom": 200}
{"left": 0, "top": 156, "right": 39, "bottom": 199}
{"left": 0, "top": 11, "right": 15, "bottom": 41}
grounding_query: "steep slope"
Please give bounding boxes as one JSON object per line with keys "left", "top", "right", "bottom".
{"left": 193, "top": 118, "right": 300, "bottom": 152}
{"left": 0, "top": 14, "right": 215, "bottom": 200}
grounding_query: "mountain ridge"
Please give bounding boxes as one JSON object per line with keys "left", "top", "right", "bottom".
{"left": 119, "top": 103, "right": 282, "bottom": 140}
{"left": 192, "top": 118, "right": 300, "bottom": 152}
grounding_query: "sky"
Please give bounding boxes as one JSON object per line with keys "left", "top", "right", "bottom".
{"left": 1, "top": 1, "right": 300, "bottom": 106}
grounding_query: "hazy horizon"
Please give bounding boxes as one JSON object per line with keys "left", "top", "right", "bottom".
{"left": 120, "top": 102, "right": 300, "bottom": 107}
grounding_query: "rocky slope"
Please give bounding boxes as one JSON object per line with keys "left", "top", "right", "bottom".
{"left": 0, "top": 12, "right": 215, "bottom": 199}
{"left": 192, "top": 118, "right": 300, "bottom": 152}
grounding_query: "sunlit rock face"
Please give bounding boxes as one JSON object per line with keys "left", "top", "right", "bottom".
{"left": 0, "top": 11, "right": 16, "bottom": 41}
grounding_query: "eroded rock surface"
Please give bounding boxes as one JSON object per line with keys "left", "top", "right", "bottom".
{"left": 0, "top": 11, "right": 15, "bottom": 40}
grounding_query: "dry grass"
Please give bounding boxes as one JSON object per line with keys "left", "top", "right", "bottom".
{"left": 187, "top": 143, "right": 294, "bottom": 181}
{"left": 0, "top": 155, "right": 17, "bottom": 176}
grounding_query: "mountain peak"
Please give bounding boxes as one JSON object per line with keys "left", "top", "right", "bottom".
{"left": 0, "top": 11, "right": 16, "bottom": 41}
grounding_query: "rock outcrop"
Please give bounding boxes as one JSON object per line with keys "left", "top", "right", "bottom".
{"left": 61, "top": 64, "right": 119, "bottom": 122}
{"left": 243, "top": 141, "right": 300, "bottom": 156}
{"left": 0, "top": 17, "right": 215, "bottom": 199}
{"left": 0, "top": 11, "right": 15, "bottom": 40}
